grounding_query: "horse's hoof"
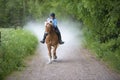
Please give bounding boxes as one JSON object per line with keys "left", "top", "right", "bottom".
{"left": 52, "top": 59, "right": 57, "bottom": 62}
{"left": 47, "top": 61, "right": 52, "bottom": 64}
{"left": 54, "top": 56, "right": 57, "bottom": 59}
{"left": 47, "top": 59, "right": 52, "bottom": 64}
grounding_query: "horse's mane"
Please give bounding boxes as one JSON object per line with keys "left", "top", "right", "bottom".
{"left": 45, "top": 22, "right": 54, "bottom": 33}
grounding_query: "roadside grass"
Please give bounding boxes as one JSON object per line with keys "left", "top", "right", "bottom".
{"left": 83, "top": 27, "right": 120, "bottom": 73}
{"left": 0, "top": 28, "right": 38, "bottom": 80}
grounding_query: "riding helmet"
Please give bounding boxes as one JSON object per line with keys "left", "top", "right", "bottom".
{"left": 50, "top": 13, "right": 55, "bottom": 17}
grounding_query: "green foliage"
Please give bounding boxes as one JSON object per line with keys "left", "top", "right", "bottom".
{"left": 80, "top": 0, "right": 120, "bottom": 72}
{"left": 0, "top": 29, "right": 38, "bottom": 79}
{"left": 0, "top": 0, "right": 42, "bottom": 27}
{"left": 58, "top": 0, "right": 120, "bottom": 72}
{"left": 83, "top": 26, "right": 120, "bottom": 72}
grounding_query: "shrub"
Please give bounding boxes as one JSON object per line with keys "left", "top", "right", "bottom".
{"left": 83, "top": 27, "right": 120, "bottom": 72}
{"left": 0, "top": 28, "right": 38, "bottom": 79}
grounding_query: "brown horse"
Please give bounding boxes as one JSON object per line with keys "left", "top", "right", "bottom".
{"left": 45, "top": 22, "right": 59, "bottom": 63}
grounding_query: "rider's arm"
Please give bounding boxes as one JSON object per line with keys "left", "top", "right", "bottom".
{"left": 53, "top": 19, "right": 57, "bottom": 28}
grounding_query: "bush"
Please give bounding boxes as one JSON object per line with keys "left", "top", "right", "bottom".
{"left": 0, "top": 28, "right": 38, "bottom": 79}
{"left": 83, "top": 27, "right": 120, "bottom": 72}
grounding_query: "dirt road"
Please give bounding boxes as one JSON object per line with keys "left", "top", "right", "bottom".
{"left": 5, "top": 20, "right": 120, "bottom": 80}
{"left": 6, "top": 43, "right": 120, "bottom": 80}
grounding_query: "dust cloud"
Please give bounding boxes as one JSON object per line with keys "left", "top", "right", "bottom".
{"left": 24, "top": 19, "right": 83, "bottom": 45}
{"left": 24, "top": 18, "right": 84, "bottom": 62}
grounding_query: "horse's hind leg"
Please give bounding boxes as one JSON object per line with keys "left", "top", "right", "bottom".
{"left": 47, "top": 45, "right": 52, "bottom": 63}
{"left": 53, "top": 45, "right": 57, "bottom": 59}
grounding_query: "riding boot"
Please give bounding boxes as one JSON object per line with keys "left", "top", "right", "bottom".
{"left": 57, "top": 32, "right": 64, "bottom": 44}
{"left": 54, "top": 27, "right": 64, "bottom": 44}
{"left": 40, "top": 33, "right": 48, "bottom": 44}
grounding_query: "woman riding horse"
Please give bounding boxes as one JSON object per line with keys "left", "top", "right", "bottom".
{"left": 40, "top": 13, "right": 64, "bottom": 44}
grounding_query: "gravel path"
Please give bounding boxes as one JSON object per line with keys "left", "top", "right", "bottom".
{"left": 5, "top": 43, "right": 120, "bottom": 80}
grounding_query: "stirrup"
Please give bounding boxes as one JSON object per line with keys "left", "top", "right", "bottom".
{"left": 59, "top": 41, "right": 64, "bottom": 44}
{"left": 40, "top": 40, "right": 45, "bottom": 44}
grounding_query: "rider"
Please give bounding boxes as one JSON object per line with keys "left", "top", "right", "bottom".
{"left": 40, "top": 13, "right": 64, "bottom": 44}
